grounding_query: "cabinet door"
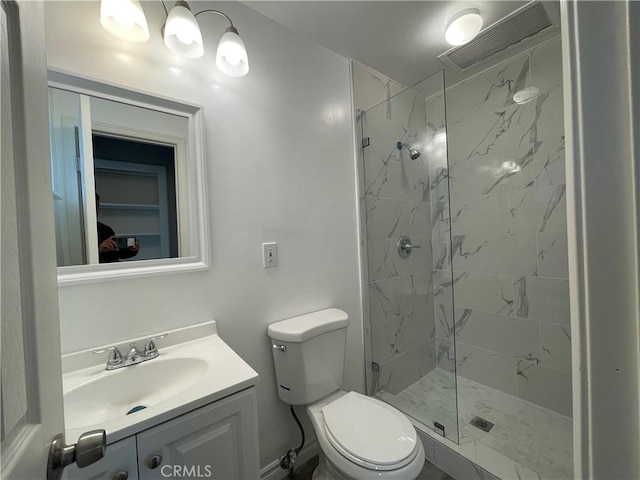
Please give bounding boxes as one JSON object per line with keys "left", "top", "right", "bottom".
{"left": 137, "top": 388, "right": 260, "bottom": 480}
{"left": 63, "top": 436, "right": 139, "bottom": 480}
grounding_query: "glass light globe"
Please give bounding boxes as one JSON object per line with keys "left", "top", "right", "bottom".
{"left": 100, "top": 0, "right": 149, "bottom": 42}
{"left": 445, "top": 10, "right": 483, "bottom": 46}
{"left": 164, "top": 4, "right": 204, "bottom": 58}
{"left": 175, "top": 24, "right": 196, "bottom": 45}
{"left": 216, "top": 28, "right": 249, "bottom": 77}
{"left": 113, "top": 10, "right": 134, "bottom": 28}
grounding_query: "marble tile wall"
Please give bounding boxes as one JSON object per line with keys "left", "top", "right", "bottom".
{"left": 432, "top": 38, "right": 572, "bottom": 417}
{"left": 353, "top": 61, "right": 439, "bottom": 396}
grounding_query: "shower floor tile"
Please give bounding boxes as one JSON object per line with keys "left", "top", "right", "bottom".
{"left": 392, "top": 368, "right": 573, "bottom": 480}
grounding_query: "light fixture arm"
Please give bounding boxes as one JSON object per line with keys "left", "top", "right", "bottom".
{"left": 159, "top": 0, "right": 169, "bottom": 17}
{"left": 160, "top": 0, "right": 248, "bottom": 76}
{"left": 194, "top": 9, "right": 235, "bottom": 28}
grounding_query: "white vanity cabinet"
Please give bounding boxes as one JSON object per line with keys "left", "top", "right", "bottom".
{"left": 63, "top": 437, "right": 138, "bottom": 480}
{"left": 137, "top": 388, "right": 259, "bottom": 480}
{"left": 65, "top": 388, "right": 259, "bottom": 480}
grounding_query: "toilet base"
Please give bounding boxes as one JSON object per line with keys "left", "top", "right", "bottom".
{"left": 311, "top": 452, "right": 331, "bottom": 480}
{"left": 312, "top": 451, "right": 348, "bottom": 480}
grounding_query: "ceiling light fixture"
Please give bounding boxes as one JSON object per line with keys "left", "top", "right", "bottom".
{"left": 163, "top": 1, "right": 204, "bottom": 58}
{"left": 215, "top": 25, "right": 249, "bottom": 77}
{"left": 513, "top": 86, "right": 541, "bottom": 105}
{"left": 501, "top": 159, "right": 521, "bottom": 174}
{"left": 163, "top": 2, "right": 250, "bottom": 77}
{"left": 100, "top": 0, "right": 249, "bottom": 77}
{"left": 100, "top": 0, "right": 150, "bottom": 42}
{"left": 445, "top": 9, "right": 483, "bottom": 46}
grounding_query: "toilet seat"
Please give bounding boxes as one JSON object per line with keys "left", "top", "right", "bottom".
{"left": 322, "top": 391, "right": 420, "bottom": 471}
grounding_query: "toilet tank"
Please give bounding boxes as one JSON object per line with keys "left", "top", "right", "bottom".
{"left": 268, "top": 308, "right": 349, "bottom": 405}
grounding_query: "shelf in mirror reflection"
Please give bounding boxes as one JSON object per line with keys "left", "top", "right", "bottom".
{"left": 119, "top": 233, "right": 161, "bottom": 237}
{"left": 99, "top": 203, "right": 161, "bottom": 210}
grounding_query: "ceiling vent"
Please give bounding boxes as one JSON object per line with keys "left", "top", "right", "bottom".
{"left": 438, "top": 1, "right": 558, "bottom": 71}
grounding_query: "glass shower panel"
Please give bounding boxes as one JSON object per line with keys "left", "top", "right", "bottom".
{"left": 362, "top": 70, "right": 459, "bottom": 442}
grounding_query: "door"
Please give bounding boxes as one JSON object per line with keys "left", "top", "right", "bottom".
{"left": 94, "top": 158, "right": 171, "bottom": 260}
{"left": 1, "top": 1, "right": 65, "bottom": 478}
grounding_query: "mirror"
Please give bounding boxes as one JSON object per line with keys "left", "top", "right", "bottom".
{"left": 48, "top": 72, "right": 208, "bottom": 284}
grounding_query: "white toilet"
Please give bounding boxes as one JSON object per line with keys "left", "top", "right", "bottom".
{"left": 268, "top": 308, "right": 425, "bottom": 480}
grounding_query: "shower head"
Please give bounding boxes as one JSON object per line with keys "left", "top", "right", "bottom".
{"left": 396, "top": 141, "right": 421, "bottom": 160}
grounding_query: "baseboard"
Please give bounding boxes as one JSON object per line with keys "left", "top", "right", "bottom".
{"left": 260, "top": 441, "right": 319, "bottom": 480}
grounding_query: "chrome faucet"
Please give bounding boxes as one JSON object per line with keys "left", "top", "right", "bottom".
{"left": 126, "top": 343, "right": 141, "bottom": 363}
{"left": 93, "top": 334, "right": 168, "bottom": 370}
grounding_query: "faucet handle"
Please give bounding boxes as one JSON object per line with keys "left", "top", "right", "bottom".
{"left": 92, "top": 346, "right": 123, "bottom": 367}
{"left": 144, "top": 334, "right": 168, "bottom": 356}
{"left": 127, "top": 343, "right": 141, "bottom": 361}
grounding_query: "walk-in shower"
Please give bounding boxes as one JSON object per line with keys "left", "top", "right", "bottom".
{"left": 358, "top": 35, "right": 572, "bottom": 480}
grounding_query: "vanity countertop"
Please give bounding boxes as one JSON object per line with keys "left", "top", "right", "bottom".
{"left": 62, "top": 321, "right": 259, "bottom": 444}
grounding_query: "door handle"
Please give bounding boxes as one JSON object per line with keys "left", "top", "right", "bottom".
{"left": 47, "top": 429, "right": 106, "bottom": 480}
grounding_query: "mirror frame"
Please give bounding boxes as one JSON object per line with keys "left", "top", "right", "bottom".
{"left": 48, "top": 70, "right": 209, "bottom": 286}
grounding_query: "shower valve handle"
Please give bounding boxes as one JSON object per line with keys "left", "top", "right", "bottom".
{"left": 397, "top": 235, "right": 420, "bottom": 258}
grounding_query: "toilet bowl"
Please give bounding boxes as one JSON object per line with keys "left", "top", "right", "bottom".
{"left": 268, "top": 309, "right": 425, "bottom": 480}
{"left": 307, "top": 390, "right": 425, "bottom": 480}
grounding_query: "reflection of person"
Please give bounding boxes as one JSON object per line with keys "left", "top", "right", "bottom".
{"left": 96, "top": 193, "right": 139, "bottom": 263}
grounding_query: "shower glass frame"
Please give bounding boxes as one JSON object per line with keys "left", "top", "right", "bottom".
{"left": 360, "top": 70, "right": 459, "bottom": 443}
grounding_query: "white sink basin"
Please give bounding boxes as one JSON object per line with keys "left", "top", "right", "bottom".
{"left": 64, "top": 357, "right": 208, "bottom": 429}
{"left": 61, "top": 325, "right": 259, "bottom": 443}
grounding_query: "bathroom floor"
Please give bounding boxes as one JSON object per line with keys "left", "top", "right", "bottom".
{"left": 292, "top": 455, "right": 453, "bottom": 480}
{"left": 392, "top": 368, "right": 573, "bottom": 480}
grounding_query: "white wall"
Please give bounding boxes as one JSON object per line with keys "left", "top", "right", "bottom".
{"left": 45, "top": 1, "right": 364, "bottom": 469}
{"left": 562, "top": 1, "right": 640, "bottom": 478}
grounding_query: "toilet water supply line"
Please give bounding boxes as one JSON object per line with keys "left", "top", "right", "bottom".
{"left": 279, "top": 406, "right": 306, "bottom": 475}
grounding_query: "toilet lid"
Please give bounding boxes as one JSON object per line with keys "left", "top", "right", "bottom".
{"left": 322, "top": 392, "right": 419, "bottom": 470}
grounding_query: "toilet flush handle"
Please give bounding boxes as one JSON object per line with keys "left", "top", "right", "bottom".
{"left": 272, "top": 344, "right": 287, "bottom": 352}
